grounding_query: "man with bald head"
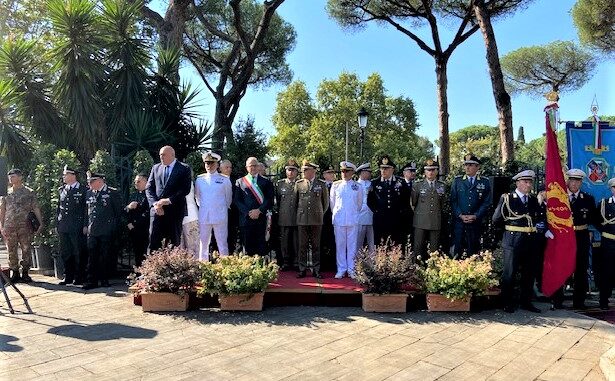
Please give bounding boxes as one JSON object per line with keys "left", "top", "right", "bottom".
{"left": 234, "top": 157, "right": 274, "bottom": 256}
{"left": 146, "top": 145, "right": 192, "bottom": 250}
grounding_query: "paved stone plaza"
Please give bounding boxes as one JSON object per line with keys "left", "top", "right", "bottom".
{"left": 0, "top": 275, "right": 614, "bottom": 381}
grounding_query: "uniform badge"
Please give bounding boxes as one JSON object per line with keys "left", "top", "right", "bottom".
{"left": 437, "top": 186, "right": 445, "bottom": 195}
{"left": 215, "top": 178, "right": 224, "bottom": 184}
{"left": 476, "top": 183, "right": 485, "bottom": 190}
{"left": 351, "top": 184, "right": 359, "bottom": 191}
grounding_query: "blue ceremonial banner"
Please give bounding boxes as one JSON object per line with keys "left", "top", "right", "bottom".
{"left": 566, "top": 121, "right": 615, "bottom": 201}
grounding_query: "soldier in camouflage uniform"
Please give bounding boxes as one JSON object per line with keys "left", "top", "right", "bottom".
{"left": 0, "top": 168, "right": 43, "bottom": 283}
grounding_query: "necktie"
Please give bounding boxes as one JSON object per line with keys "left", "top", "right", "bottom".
{"left": 522, "top": 195, "right": 527, "bottom": 205}
{"left": 571, "top": 194, "right": 577, "bottom": 204}
{"left": 164, "top": 166, "right": 170, "bottom": 185}
{"left": 470, "top": 177, "right": 474, "bottom": 186}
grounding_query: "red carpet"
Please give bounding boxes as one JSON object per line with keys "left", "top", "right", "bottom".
{"left": 267, "top": 271, "right": 363, "bottom": 294}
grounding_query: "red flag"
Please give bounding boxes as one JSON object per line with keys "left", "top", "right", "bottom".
{"left": 541, "top": 101, "right": 577, "bottom": 297}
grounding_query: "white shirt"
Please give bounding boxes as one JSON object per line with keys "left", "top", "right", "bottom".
{"left": 194, "top": 171, "right": 232, "bottom": 224}
{"left": 515, "top": 189, "right": 529, "bottom": 202}
{"left": 329, "top": 179, "right": 363, "bottom": 227}
{"left": 357, "top": 179, "right": 373, "bottom": 225}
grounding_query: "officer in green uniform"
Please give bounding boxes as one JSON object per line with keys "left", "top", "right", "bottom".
{"left": 276, "top": 159, "right": 300, "bottom": 270}
{"left": 295, "top": 160, "right": 329, "bottom": 279}
{"left": 411, "top": 159, "right": 447, "bottom": 261}
{"left": 0, "top": 169, "right": 43, "bottom": 283}
{"left": 450, "top": 154, "right": 492, "bottom": 258}
{"left": 56, "top": 166, "right": 88, "bottom": 285}
{"left": 83, "top": 172, "right": 122, "bottom": 290}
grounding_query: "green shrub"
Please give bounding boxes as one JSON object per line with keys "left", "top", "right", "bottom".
{"left": 200, "top": 254, "right": 278, "bottom": 296}
{"left": 419, "top": 251, "right": 499, "bottom": 301}
{"left": 89, "top": 150, "right": 117, "bottom": 187}
{"left": 133, "top": 149, "right": 154, "bottom": 177}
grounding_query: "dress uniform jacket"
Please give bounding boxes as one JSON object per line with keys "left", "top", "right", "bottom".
{"left": 276, "top": 178, "right": 298, "bottom": 227}
{"left": 412, "top": 179, "right": 447, "bottom": 231}
{"left": 357, "top": 179, "right": 373, "bottom": 225}
{"left": 295, "top": 178, "right": 329, "bottom": 226}
{"left": 329, "top": 179, "right": 363, "bottom": 226}
{"left": 195, "top": 172, "right": 233, "bottom": 225}
{"left": 367, "top": 176, "right": 409, "bottom": 245}
{"left": 492, "top": 191, "right": 545, "bottom": 308}
{"left": 1, "top": 186, "right": 39, "bottom": 271}
{"left": 85, "top": 185, "right": 123, "bottom": 237}
{"left": 598, "top": 196, "right": 615, "bottom": 307}
{"left": 57, "top": 183, "right": 87, "bottom": 234}
{"left": 450, "top": 175, "right": 492, "bottom": 256}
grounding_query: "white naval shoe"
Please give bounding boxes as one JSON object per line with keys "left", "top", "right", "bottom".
{"left": 334, "top": 272, "right": 345, "bottom": 279}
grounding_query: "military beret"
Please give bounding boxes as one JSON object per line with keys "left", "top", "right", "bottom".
{"left": 63, "top": 165, "right": 77, "bottom": 175}
{"left": 463, "top": 154, "right": 481, "bottom": 165}
{"left": 566, "top": 168, "right": 586, "bottom": 180}
{"left": 609, "top": 178, "right": 615, "bottom": 187}
{"left": 7, "top": 168, "right": 22, "bottom": 176}
{"left": 285, "top": 159, "right": 299, "bottom": 171}
{"left": 340, "top": 161, "right": 356, "bottom": 171}
{"left": 202, "top": 151, "right": 221, "bottom": 163}
{"left": 378, "top": 155, "right": 395, "bottom": 168}
{"left": 301, "top": 160, "right": 318, "bottom": 170}
{"left": 424, "top": 159, "right": 439, "bottom": 170}
{"left": 512, "top": 169, "right": 536, "bottom": 181}
{"left": 402, "top": 162, "right": 417, "bottom": 171}
{"left": 87, "top": 171, "right": 105, "bottom": 182}
{"left": 356, "top": 163, "right": 372, "bottom": 173}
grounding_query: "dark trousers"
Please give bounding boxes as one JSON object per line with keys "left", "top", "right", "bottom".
{"left": 400, "top": 212, "right": 414, "bottom": 253}
{"left": 129, "top": 227, "right": 150, "bottom": 268}
{"left": 298, "top": 225, "right": 323, "bottom": 272}
{"left": 452, "top": 220, "right": 481, "bottom": 258}
{"left": 59, "top": 231, "right": 82, "bottom": 282}
{"left": 599, "top": 238, "right": 615, "bottom": 306}
{"left": 373, "top": 215, "right": 402, "bottom": 247}
{"left": 227, "top": 209, "right": 239, "bottom": 254}
{"left": 280, "top": 226, "right": 299, "bottom": 268}
{"left": 150, "top": 214, "right": 183, "bottom": 251}
{"left": 321, "top": 222, "right": 336, "bottom": 272}
{"left": 552, "top": 231, "right": 590, "bottom": 307}
{"left": 501, "top": 231, "right": 537, "bottom": 308}
{"left": 414, "top": 228, "right": 441, "bottom": 261}
{"left": 240, "top": 223, "right": 267, "bottom": 256}
{"left": 86, "top": 234, "right": 111, "bottom": 284}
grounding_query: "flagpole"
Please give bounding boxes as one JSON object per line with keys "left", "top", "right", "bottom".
{"left": 345, "top": 121, "right": 349, "bottom": 162}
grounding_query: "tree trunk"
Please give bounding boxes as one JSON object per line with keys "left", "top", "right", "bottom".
{"left": 473, "top": 0, "right": 515, "bottom": 164}
{"left": 213, "top": 99, "right": 230, "bottom": 152}
{"left": 435, "top": 56, "right": 450, "bottom": 176}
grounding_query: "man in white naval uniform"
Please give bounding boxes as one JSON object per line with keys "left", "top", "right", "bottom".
{"left": 194, "top": 152, "right": 232, "bottom": 261}
{"left": 330, "top": 161, "right": 363, "bottom": 279}
{"left": 356, "top": 163, "right": 374, "bottom": 254}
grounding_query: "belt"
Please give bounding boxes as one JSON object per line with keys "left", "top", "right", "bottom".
{"left": 574, "top": 225, "right": 588, "bottom": 231}
{"left": 603, "top": 232, "right": 615, "bottom": 241}
{"left": 505, "top": 225, "right": 537, "bottom": 233}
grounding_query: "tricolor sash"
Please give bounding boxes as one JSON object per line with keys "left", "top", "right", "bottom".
{"left": 241, "top": 175, "right": 264, "bottom": 205}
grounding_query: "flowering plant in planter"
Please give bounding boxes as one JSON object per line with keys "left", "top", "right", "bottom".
{"left": 199, "top": 254, "right": 279, "bottom": 296}
{"left": 419, "top": 251, "right": 499, "bottom": 301}
{"left": 128, "top": 246, "right": 201, "bottom": 296}
{"left": 354, "top": 243, "right": 416, "bottom": 294}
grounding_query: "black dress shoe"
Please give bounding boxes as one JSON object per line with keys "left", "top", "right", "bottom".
{"left": 82, "top": 283, "right": 98, "bottom": 290}
{"left": 313, "top": 271, "right": 323, "bottom": 279}
{"left": 59, "top": 279, "right": 73, "bottom": 286}
{"left": 9, "top": 271, "right": 20, "bottom": 284}
{"left": 551, "top": 302, "right": 563, "bottom": 310}
{"left": 520, "top": 303, "right": 541, "bottom": 313}
{"left": 503, "top": 305, "right": 516, "bottom": 313}
{"left": 21, "top": 273, "right": 33, "bottom": 283}
{"left": 600, "top": 304, "right": 609, "bottom": 311}
{"left": 296, "top": 271, "right": 306, "bottom": 278}
{"left": 573, "top": 303, "right": 587, "bottom": 310}
{"left": 72, "top": 279, "right": 83, "bottom": 286}
{"left": 100, "top": 280, "right": 110, "bottom": 287}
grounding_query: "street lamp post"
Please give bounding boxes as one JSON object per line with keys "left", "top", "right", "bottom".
{"left": 357, "top": 107, "right": 369, "bottom": 162}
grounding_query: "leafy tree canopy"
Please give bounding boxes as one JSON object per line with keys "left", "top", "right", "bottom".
{"left": 572, "top": 0, "right": 615, "bottom": 55}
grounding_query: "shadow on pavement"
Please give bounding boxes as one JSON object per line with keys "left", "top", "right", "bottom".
{"left": 47, "top": 323, "right": 157, "bottom": 341}
{"left": 0, "top": 334, "right": 23, "bottom": 352}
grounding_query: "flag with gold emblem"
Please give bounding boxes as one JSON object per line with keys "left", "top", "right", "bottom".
{"left": 542, "top": 92, "right": 577, "bottom": 297}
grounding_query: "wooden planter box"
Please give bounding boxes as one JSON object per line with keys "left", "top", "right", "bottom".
{"left": 141, "top": 292, "right": 189, "bottom": 312}
{"left": 362, "top": 293, "right": 408, "bottom": 313}
{"left": 426, "top": 293, "right": 470, "bottom": 312}
{"left": 219, "top": 292, "right": 264, "bottom": 311}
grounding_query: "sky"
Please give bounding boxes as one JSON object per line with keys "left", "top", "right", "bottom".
{"left": 172, "top": 0, "right": 615, "bottom": 146}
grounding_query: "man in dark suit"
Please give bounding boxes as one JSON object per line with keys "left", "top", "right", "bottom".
{"left": 234, "top": 156, "right": 274, "bottom": 256}
{"left": 146, "top": 146, "right": 192, "bottom": 250}
{"left": 83, "top": 172, "right": 122, "bottom": 290}
{"left": 56, "top": 166, "right": 87, "bottom": 285}
{"left": 126, "top": 174, "right": 150, "bottom": 267}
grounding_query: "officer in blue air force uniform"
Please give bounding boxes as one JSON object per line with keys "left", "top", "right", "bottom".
{"left": 450, "top": 154, "right": 492, "bottom": 258}
{"left": 83, "top": 172, "right": 122, "bottom": 290}
{"left": 57, "top": 166, "right": 88, "bottom": 285}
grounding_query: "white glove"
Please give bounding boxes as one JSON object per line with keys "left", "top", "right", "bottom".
{"left": 545, "top": 230, "right": 555, "bottom": 239}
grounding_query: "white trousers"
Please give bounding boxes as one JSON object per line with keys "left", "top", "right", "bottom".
{"left": 357, "top": 224, "right": 375, "bottom": 254}
{"left": 199, "top": 221, "right": 229, "bottom": 261}
{"left": 334, "top": 225, "right": 359, "bottom": 274}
